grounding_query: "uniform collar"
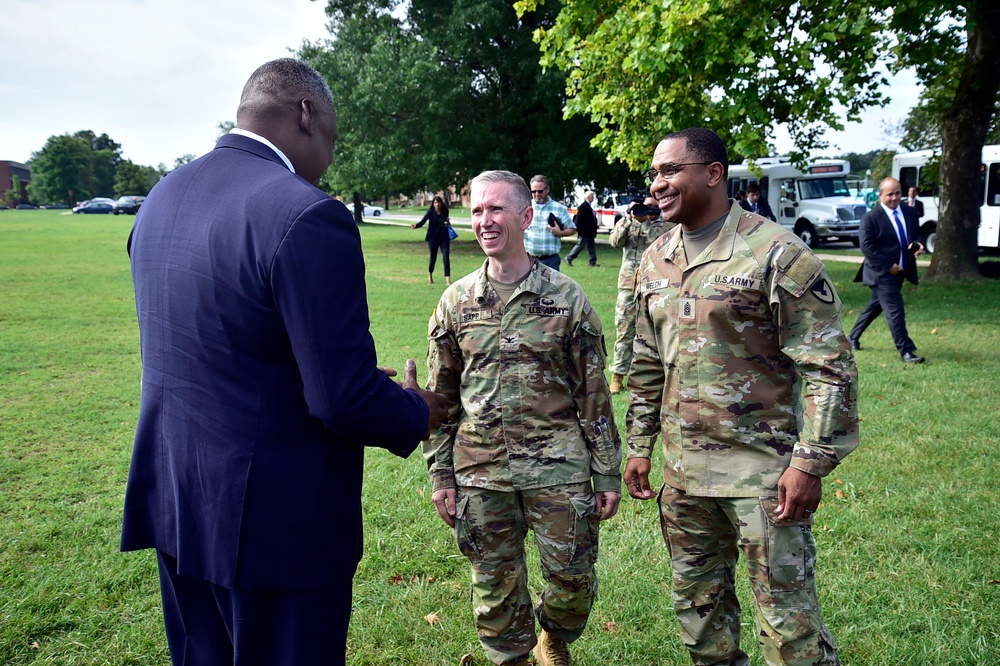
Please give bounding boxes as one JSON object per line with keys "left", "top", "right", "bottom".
{"left": 473, "top": 257, "right": 550, "bottom": 304}
{"left": 662, "top": 201, "right": 745, "bottom": 271}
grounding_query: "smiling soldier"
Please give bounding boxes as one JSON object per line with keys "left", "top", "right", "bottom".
{"left": 422, "top": 170, "right": 622, "bottom": 666}
{"left": 624, "top": 128, "right": 860, "bottom": 666}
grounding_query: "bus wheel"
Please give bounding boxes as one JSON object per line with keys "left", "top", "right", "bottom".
{"left": 922, "top": 223, "right": 936, "bottom": 254}
{"left": 796, "top": 222, "right": 819, "bottom": 248}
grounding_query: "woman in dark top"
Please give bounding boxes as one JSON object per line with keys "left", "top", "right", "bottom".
{"left": 412, "top": 195, "right": 452, "bottom": 285}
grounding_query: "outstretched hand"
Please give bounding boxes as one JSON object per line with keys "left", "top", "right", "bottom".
{"left": 399, "top": 359, "right": 449, "bottom": 438}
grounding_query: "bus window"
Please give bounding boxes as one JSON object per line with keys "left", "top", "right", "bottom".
{"left": 899, "top": 166, "right": 918, "bottom": 193}
{"left": 987, "top": 163, "right": 1000, "bottom": 206}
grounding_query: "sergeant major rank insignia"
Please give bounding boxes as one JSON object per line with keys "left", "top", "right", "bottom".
{"left": 680, "top": 297, "right": 696, "bottom": 319}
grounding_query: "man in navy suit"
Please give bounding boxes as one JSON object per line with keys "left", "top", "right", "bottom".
{"left": 849, "top": 177, "right": 926, "bottom": 363}
{"left": 740, "top": 182, "right": 776, "bottom": 221}
{"left": 122, "top": 58, "right": 449, "bottom": 665}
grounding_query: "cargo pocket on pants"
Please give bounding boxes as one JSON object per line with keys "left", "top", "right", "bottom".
{"left": 757, "top": 496, "right": 816, "bottom": 600}
{"left": 454, "top": 492, "right": 483, "bottom": 562}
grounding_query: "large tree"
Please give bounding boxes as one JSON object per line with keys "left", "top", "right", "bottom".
{"left": 517, "top": 0, "right": 1000, "bottom": 280}
{"left": 300, "top": 0, "right": 633, "bottom": 202}
{"left": 114, "top": 160, "right": 161, "bottom": 197}
{"left": 27, "top": 134, "right": 93, "bottom": 205}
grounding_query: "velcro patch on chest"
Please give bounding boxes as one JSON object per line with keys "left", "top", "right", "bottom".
{"left": 523, "top": 297, "right": 569, "bottom": 317}
{"left": 680, "top": 298, "right": 696, "bottom": 319}
{"left": 460, "top": 307, "right": 488, "bottom": 322}
{"left": 707, "top": 274, "right": 761, "bottom": 290}
{"left": 499, "top": 333, "right": 519, "bottom": 353}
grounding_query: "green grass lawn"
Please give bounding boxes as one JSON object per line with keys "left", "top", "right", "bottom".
{"left": 1, "top": 210, "right": 998, "bottom": 665}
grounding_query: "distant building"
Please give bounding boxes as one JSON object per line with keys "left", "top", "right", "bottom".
{"left": 1, "top": 160, "right": 31, "bottom": 205}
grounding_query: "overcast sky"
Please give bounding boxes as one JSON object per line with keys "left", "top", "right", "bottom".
{"left": 1, "top": 0, "right": 921, "bottom": 169}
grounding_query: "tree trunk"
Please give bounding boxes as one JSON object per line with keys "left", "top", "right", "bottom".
{"left": 353, "top": 191, "right": 364, "bottom": 225}
{"left": 927, "top": 0, "right": 1000, "bottom": 281}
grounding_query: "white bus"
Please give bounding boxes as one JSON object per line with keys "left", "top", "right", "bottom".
{"left": 892, "top": 145, "right": 1000, "bottom": 254}
{"left": 728, "top": 157, "right": 868, "bottom": 248}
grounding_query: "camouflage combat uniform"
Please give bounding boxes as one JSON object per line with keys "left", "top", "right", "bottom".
{"left": 424, "top": 258, "right": 621, "bottom": 665}
{"left": 607, "top": 214, "right": 675, "bottom": 376}
{"left": 627, "top": 202, "right": 859, "bottom": 665}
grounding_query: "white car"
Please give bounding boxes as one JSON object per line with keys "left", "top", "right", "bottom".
{"left": 360, "top": 203, "right": 383, "bottom": 217}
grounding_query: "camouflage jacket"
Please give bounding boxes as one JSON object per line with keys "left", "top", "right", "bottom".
{"left": 424, "top": 258, "right": 622, "bottom": 493}
{"left": 608, "top": 215, "right": 676, "bottom": 289}
{"left": 626, "top": 202, "right": 859, "bottom": 496}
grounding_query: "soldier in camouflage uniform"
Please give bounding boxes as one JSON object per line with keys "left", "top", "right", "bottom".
{"left": 424, "top": 170, "right": 622, "bottom": 666}
{"left": 624, "top": 129, "right": 859, "bottom": 666}
{"left": 607, "top": 197, "right": 676, "bottom": 394}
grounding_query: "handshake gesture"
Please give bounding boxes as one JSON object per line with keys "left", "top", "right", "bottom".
{"left": 383, "top": 359, "right": 450, "bottom": 438}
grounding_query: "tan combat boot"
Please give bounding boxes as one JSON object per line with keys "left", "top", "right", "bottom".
{"left": 609, "top": 373, "right": 625, "bottom": 395}
{"left": 533, "top": 630, "right": 571, "bottom": 666}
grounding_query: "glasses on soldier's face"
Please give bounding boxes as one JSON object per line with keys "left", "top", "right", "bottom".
{"left": 530, "top": 189, "right": 547, "bottom": 194}
{"left": 644, "top": 162, "right": 713, "bottom": 184}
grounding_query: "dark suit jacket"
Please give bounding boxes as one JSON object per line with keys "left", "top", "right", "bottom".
{"left": 414, "top": 207, "right": 450, "bottom": 242}
{"left": 122, "top": 134, "right": 429, "bottom": 591}
{"left": 740, "top": 196, "right": 775, "bottom": 222}
{"left": 855, "top": 203, "right": 923, "bottom": 287}
{"left": 903, "top": 198, "right": 924, "bottom": 219}
{"left": 573, "top": 200, "right": 598, "bottom": 237}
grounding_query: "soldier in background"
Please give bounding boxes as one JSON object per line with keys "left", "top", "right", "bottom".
{"left": 607, "top": 196, "right": 675, "bottom": 394}
{"left": 423, "top": 170, "right": 622, "bottom": 666}
{"left": 625, "top": 128, "right": 859, "bottom": 666}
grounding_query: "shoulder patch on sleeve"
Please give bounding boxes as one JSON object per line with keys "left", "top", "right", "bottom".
{"left": 777, "top": 246, "right": 825, "bottom": 298}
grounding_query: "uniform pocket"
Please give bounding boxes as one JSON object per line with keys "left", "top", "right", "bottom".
{"left": 757, "top": 496, "right": 816, "bottom": 598}
{"left": 453, "top": 492, "right": 482, "bottom": 562}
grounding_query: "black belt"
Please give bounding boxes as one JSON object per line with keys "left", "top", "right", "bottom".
{"left": 537, "top": 253, "right": 558, "bottom": 260}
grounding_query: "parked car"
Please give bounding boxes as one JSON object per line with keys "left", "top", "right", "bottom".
{"left": 73, "top": 201, "right": 114, "bottom": 214}
{"left": 16, "top": 203, "right": 39, "bottom": 209}
{"left": 113, "top": 195, "right": 146, "bottom": 215}
{"left": 360, "top": 203, "right": 384, "bottom": 217}
{"left": 77, "top": 197, "right": 116, "bottom": 207}
{"left": 40, "top": 203, "right": 69, "bottom": 209}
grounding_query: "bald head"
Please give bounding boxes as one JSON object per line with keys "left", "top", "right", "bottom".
{"left": 878, "top": 177, "right": 902, "bottom": 210}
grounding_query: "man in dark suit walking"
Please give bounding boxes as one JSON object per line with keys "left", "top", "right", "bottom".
{"left": 122, "top": 58, "right": 448, "bottom": 665}
{"left": 740, "top": 182, "right": 776, "bottom": 221}
{"left": 565, "top": 190, "right": 600, "bottom": 266}
{"left": 849, "top": 177, "right": 926, "bottom": 363}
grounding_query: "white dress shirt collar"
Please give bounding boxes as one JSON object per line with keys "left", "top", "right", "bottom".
{"left": 228, "top": 128, "right": 295, "bottom": 173}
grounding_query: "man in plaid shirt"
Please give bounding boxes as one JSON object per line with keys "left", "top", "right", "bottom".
{"left": 526, "top": 174, "right": 576, "bottom": 271}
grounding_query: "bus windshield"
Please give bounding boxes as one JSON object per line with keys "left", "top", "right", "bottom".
{"left": 799, "top": 177, "right": 851, "bottom": 200}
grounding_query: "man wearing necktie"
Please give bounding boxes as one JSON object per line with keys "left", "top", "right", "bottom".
{"left": 849, "top": 177, "right": 926, "bottom": 363}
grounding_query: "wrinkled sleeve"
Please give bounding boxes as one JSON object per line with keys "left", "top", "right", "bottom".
{"left": 422, "top": 299, "right": 464, "bottom": 491}
{"left": 625, "top": 256, "right": 665, "bottom": 460}
{"left": 772, "top": 244, "right": 860, "bottom": 477}
{"left": 608, "top": 217, "right": 631, "bottom": 249}
{"left": 567, "top": 301, "right": 621, "bottom": 492}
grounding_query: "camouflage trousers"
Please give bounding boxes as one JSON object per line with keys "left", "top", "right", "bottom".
{"left": 610, "top": 286, "right": 638, "bottom": 376}
{"left": 659, "top": 486, "right": 840, "bottom": 666}
{"left": 454, "top": 483, "right": 600, "bottom": 666}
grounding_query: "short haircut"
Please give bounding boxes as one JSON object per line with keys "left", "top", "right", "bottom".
{"left": 238, "top": 58, "right": 334, "bottom": 121}
{"left": 472, "top": 171, "right": 532, "bottom": 212}
{"left": 746, "top": 182, "right": 761, "bottom": 194}
{"left": 529, "top": 175, "right": 550, "bottom": 189}
{"left": 663, "top": 127, "right": 729, "bottom": 179}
